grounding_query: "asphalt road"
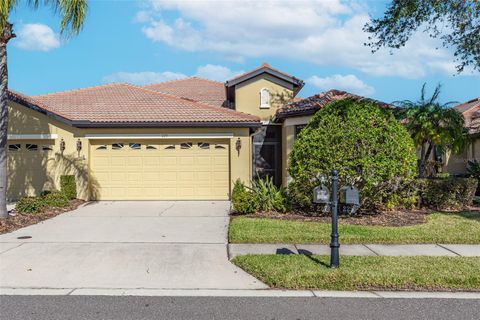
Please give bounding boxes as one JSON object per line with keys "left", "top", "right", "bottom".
{"left": 1, "top": 296, "right": 479, "bottom": 320}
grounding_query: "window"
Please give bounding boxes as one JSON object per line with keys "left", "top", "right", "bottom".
{"left": 146, "top": 145, "right": 157, "bottom": 150}
{"left": 215, "top": 144, "right": 226, "bottom": 150}
{"left": 164, "top": 145, "right": 175, "bottom": 150}
{"left": 42, "top": 145, "right": 53, "bottom": 151}
{"left": 129, "top": 143, "right": 141, "bottom": 150}
{"left": 96, "top": 145, "right": 107, "bottom": 150}
{"left": 180, "top": 142, "right": 193, "bottom": 149}
{"left": 26, "top": 144, "right": 38, "bottom": 151}
{"left": 112, "top": 143, "right": 124, "bottom": 150}
{"left": 8, "top": 144, "right": 21, "bottom": 151}
{"left": 198, "top": 142, "right": 210, "bottom": 149}
{"left": 295, "top": 125, "right": 306, "bottom": 139}
{"left": 260, "top": 88, "right": 270, "bottom": 108}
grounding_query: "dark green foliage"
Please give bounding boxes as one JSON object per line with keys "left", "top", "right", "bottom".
{"left": 43, "top": 191, "right": 69, "bottom": 207}
{"left": 467, "top": 160, "right": 480, "bottom": 179}
{"left": 249, "top": 176, "right": 290, "bottom": 213}
{"left": 40, "top": 190, "right": 52, "bottom": 197}
{"left": 417, "top": 177, "right": 478, "bottom": 210}
{"left": 394, "top": 84, "right": 468, "bottom": 178}
{"left": 288, "top": 99, "right": 417, "bottom": 211}
{"left": 364, "top": 0, "right": 480, "bottom": 73}
{"left": 15, "top": 197, "right": 46, "bottom": 214}
{"left": 60, "top": 175, "right": 77, "bottom": 200}
{"left": 232, "top": 179, "right": 259, "bottom": 214}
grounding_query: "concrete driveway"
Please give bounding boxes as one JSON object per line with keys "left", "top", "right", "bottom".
{"left": 0, "top": 201, "right": 266, "bottom": 291}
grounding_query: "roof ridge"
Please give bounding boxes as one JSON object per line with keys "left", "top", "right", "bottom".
{"left": 144, "top": 76, "right": 224, "bottom": 88}
{"left": 33, "top": 82, "right": 129, "bottom": 98}
{"left": 137, "top": 84, "right": 259, "bottom": 121}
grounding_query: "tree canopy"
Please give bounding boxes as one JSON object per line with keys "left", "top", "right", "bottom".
{"left": 364, "top": 0, "right": 480, "bottom": 73}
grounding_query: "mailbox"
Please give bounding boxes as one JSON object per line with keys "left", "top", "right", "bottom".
{"left": 313, "top": 185, "right": 330, "bottom": 204}
{"left": 339, "top": 186, "right": 360, "bottom": 205}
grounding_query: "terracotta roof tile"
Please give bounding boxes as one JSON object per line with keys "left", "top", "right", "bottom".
{"left": 454, "top": 97, "right": 480, "bottom": 134}
{"left": 144, "top": 77, "right": 226, "bottom": 107}
{"left": 20, "top": 83, "right": 260, "bottom": 126}
{"left": 275, "top": 89, "right": 390, "bottom": 121}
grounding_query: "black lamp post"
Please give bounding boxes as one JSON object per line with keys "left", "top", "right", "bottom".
{"left": 330, "top": 170, "right": 340, "bottom": 268}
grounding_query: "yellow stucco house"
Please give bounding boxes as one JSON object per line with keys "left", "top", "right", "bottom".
{"left": 7, "top": 63, "right": 399, "bottom": 201}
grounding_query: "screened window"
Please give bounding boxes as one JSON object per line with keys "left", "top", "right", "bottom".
{"left": 129, "top": 143, "right": 141, "bottom": 150}
{"left": 112, "top": 143, "right": 124, "bottom": 150}
{"left": 198, "top": 142, "right": 210, "bottom": 149}
{"left": 8, "top": 144, "right": 21, "bottom": 151}
{"left": 96, "top": 145, "right": 107, "bottom": 150}
{"left": 26, "top": 144, "right": 38, "bottom": 151}
{"left": 180, "top": 142, "right": 193, "bottom": 149}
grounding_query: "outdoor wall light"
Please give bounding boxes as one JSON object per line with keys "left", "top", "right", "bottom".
{"left": 76, "top": 139, "right": 82, "bottom": 156}
{"left": 235, "top": 138, "right": 242, "bottom": 155}
{"left": 59, "top": 139, "right": 66, "bottom": 154}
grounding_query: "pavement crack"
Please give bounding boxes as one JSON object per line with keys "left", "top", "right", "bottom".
{"left": 158, "top": 202, "right": 176, "bottom": 216}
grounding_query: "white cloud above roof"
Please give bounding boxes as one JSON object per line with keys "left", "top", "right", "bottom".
{"left": 102, "top": 64, "right": 243, "bottom": 85}
{"left": 14, "top": 23, "right": 60, "bottom": 51}
{"left": 308, "top": 74, "right": 375, "bottom": 96}
{"left": 139, "top": 0, "right": 462, "bottom": 79}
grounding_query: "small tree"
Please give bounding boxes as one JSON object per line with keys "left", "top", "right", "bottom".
{"left": 394, "top": 84, "right": 468, "bottom": 178}
{"left": 288, "top": 99, "right": 417, "bottom": 211}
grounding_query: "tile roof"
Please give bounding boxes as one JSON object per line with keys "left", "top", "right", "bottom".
{"left": 454, "top": 97, "right": 480, "bottom": 134}
{"left": 10, "top": 83, "right": 260, "bottom": 127}
{"left": 144, "top": 77, "right": 226, "bottom": 107}
{"left": 274, "top": 89, "right": 390, "bottom": 121}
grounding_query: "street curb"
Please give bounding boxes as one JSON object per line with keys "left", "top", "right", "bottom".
{"left": 1, "top": 288, "right": 479, "bottom": 299}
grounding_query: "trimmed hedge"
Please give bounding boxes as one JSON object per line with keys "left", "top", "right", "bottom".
{"left": 232, "top": 179, "right": 259, "bottom": 214}
{"left": 43, "top": 191, "right": 70, "bottom": 207}
{"left": 60, "top": 175, "right": 77, "bottom": 200}
{"left": 15, "top": 197, "right": 46, "bottom": 214}
{"left": 288, "top": 99, "right": 417, "bottom": 212}
{"left": 417, "top": 177, "right": 477, "bottom": 210}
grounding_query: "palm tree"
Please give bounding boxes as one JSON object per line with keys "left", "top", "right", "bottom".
{"left": 395, "top": 84, "right": 468, "bottom": 178}
{"left": 0, "top": 0, "right": 88, "bottom": 218}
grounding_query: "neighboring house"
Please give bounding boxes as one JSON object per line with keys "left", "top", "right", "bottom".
{"left": 6, "top": 63, "right": 380, "bottom": 201}
{"left": 443, "top": 97, "right": 480, "bottom": 175}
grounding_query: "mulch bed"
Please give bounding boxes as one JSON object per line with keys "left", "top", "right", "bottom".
{"left": 233, "top": 209, "right": 432, "bottom": 227}
{"left": 0, "top": 199, "right": 86, "bottom": 235}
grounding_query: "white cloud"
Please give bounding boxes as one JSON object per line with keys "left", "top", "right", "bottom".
{"left": 14, "top": 23, "right": 60, "bottom": 51}
{"left": 102, "top": 71, "right": 187, "bottom": 85}
{"left": 138, "top": 0, "right": 465, "bottom": 79}
{"left": 102, "top": 64, "right": 242, "bottom": 85}
{"left": 195, "top": 64, "right": 244, "bottom": 81}
{"left": 308, "top": 74, "right": 375, "bottom": 96}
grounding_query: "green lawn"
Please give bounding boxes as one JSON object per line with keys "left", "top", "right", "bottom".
{"left": 229, "top": 212, "right": 480, "bottom": 244}
{"left": 233, "top": 255, "right": 480, "bottom": 291}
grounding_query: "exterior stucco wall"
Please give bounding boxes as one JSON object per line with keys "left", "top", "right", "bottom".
{"left": 235, "top": 77, "right": 294, "bottom": 121}
{"left": 444, "top": 139, "right": 478, "bottom": 175}
{"left": 7, "top": 101, "right": 253, "bottom": 200}
{"left": 281, "top": 115, "right": 313, "bottom": 186}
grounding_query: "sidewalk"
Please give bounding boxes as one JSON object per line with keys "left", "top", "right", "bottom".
{"left": 228, "top": 243, "right": 480, "bottom": 258}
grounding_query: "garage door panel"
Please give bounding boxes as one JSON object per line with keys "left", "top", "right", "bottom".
{"left": 90, "top": 139, "right": 230, "bottom": 200}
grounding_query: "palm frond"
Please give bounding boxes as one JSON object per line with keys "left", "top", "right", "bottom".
{"left": 0, "top": 0, "right": 17, "bottom": 30}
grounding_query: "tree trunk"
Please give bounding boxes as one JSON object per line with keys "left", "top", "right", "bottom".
{"left": 418, "top": 141, "right": 427, "bottom": 178}
{"left": 0, "top": 23, "right": 15, "bottom": 219}
{"left": 423, "top": 143, "right": 434, "bottom": 177}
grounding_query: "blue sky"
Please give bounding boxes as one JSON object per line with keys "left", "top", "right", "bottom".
{"left": 8, "top": 0, "right": 479, "bottom": 104}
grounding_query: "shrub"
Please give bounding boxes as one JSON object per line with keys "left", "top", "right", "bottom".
{"left": 43, "top": 191, "right": 69, "bottom": 207}
{"left": 60, "top": 175, "right": 77, "bottom": 200}
{"left": 232, "top": 179, "right": 259, "bottom": 214}
{"left": 288, "top": 99, "right": 417, "bottom": 212}
{"left": 417, "top": 177, "right": 477, "bottom": 210}
{"left": 467, "top": 160, "right": 480, "bottom": 179}
{"left": 249, "top": 176, "right": 290, "bottom": 213}
{"left": 40, "top": 190, "right": 52, "bottom": 197}
{"left": 15, "top": 197, "right": 46, "bottom": 214}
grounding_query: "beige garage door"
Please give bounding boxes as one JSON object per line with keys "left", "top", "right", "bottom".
{"left": 90, "top": 140, "right": 230, "bottom": 200}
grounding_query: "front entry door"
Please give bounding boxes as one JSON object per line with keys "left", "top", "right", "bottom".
{"left": 252, "top": 125, "right": 282, "bottom": 186}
